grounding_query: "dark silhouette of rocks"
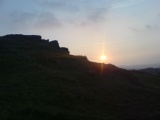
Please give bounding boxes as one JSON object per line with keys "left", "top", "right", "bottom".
{"left": 49, "top": 40, "right": 60, "bottom": 48}
{"left": 0, "top": 34, "right": 70, "bottom": 54}
{"left": 1, "top": 34, "right": 159, "bottom": 120}
{"left": 1, "top": 34, "right": 42, "bottom": 42}
{"left": 0, "top": 34, "right": 134, "bottom": 77}
{"left": 60, "top": 47, "right": 69, "bottom": 54}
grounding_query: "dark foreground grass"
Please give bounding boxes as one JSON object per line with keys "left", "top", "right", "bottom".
{"left": 1, "top": 67, "right": 160, "bottom": 120}
{"left": 0, "top": 36, "right": 160, "bottom": 120}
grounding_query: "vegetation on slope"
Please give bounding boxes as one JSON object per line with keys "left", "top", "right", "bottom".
{"left": 0, "top": 35, "right": 160, "bottom": 120}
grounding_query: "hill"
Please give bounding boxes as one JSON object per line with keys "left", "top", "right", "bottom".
{"left": 0, "top": 34, "right": 160, "bottom": 120}
{"left": 121, "top": 63, "right": 160, "bottom": 70}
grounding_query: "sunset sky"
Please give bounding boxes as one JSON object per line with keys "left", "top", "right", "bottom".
{"left": 0, "top": 0, "right": 160, "bottom": 66}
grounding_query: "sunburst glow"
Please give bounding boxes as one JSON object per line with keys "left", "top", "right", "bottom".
{"left": 100, "top": 55, "right": 107, "bottom": 61}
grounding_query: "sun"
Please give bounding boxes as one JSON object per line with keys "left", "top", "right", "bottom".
{"left": 100, "top": 55, "right": 107, "bottom": 61}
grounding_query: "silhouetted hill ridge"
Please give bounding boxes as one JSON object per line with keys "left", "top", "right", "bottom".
{"left": 1, "top": 34, "right": 160, "bottom": 120}
{"left": 0, "top": 34, "right": 69, "bottom": 54}
{"left": 0, "top": 34, "right": 128, "bottom": 74}
{"left": 139, "top": 68, "right": 160, "bottom": 75}
{"left": 0, "top": 34, "right": 139, "bottom": 81}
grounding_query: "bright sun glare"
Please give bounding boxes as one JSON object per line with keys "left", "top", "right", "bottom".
{"left": 100, "top": 55, "right": 107, "bottom": 61}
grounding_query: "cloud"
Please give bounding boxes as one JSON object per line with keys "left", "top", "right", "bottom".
{"left": 5, "top": 10, "right": 62, "bottom": 31}
{"left": 130, "top": 24, "right": 159, "bottom": 33}
{"left": 145, "top": 25, "right": 152, "bottom": 30}
{"left": 80, "top": 40, "right": 130, "bottom": 47}
{"left": 3, "top": 0, "right": 147, "bottom": 32}
{"left": 43, "top": 1, "right": 67, "bottom": 9}
{"left": 146, "top": 24, "right": 159, "bottom": 30}
{"left": 34, "top": 12, "right": 62, "bottom": 29}
{"left": 40, "top": 0, "right": 109, "bottom": 26}
{"left": 7, "top": 11, "right": 36, "bottom": 30}
{"left": 87, "top": 8, "right": 107, "bottom": 22}
{"left": 41, "top": 0, "right": 80, "bottom": 13}
{"left": 77, "top": 7, "right": 108, "bottom": 27}
{"left": 111, "top": 0, "right": 147, "bottom": 9}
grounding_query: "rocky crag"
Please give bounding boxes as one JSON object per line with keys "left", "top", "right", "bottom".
{"left": 0, "top": 34, "right": 69, "bottom": 54}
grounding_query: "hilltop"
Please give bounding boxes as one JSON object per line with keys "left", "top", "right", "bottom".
{"left": 0, "top": 34, "right": 160, "bottom": 120}
{"left": 0, "top": 34, "right": 133, "bottom": 77}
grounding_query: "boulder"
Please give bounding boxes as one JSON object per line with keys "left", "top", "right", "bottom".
{"left": 60, "top": 47, "right": 70, "bottom": 54}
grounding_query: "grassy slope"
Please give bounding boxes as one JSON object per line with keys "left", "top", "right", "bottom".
{"left": 0, "top": 37, "right": 160, "bottom": 120}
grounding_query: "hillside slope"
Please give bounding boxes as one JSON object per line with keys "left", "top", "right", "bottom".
{"left": 0, "top": 34, "right": 160, "bottom": 120}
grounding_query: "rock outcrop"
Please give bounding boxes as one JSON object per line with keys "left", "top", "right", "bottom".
{"left": 1, "top": 34, "right": 42, "bottom": 42}
{"left": 60, "top": 47, "right": 70, "bottom": 54}
{"left": 0, "top": 34, "right": 70, "bottom": 54}
{"left": 49, "top": 40, "right": 60, "bottom": 49}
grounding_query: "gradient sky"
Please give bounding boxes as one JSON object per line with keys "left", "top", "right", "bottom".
{"left": 1, "top": 0, "right": 160, "bottom": 66}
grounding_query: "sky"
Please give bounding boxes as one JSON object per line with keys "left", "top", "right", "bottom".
{"left": 0, "top": 0, "right": 160, "bottom": 67}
